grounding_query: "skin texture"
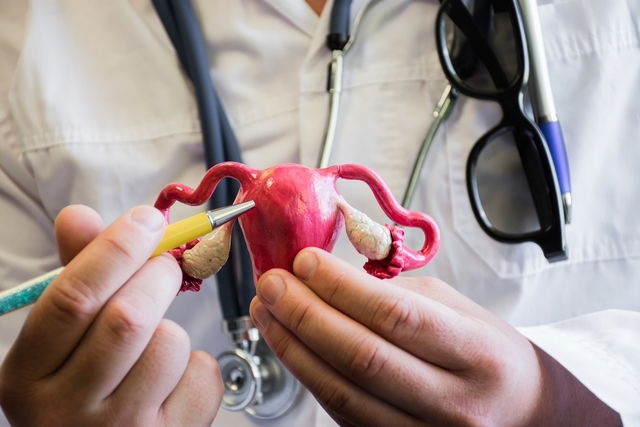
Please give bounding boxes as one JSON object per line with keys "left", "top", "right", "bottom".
{"left": 250, "top": 247, "right": 623, "bottom": 427}
{"left": 0, "top": 205, "right": 620, "bottom": 425}
{"left": 306, "top": 0, "right": 326, "bottom": 15}
{"left": 0, "top": 205, "right": 223, "bottom": 426}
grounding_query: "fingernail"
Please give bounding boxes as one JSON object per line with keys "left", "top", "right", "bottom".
{"left": 251, "top": 301, "right": 272, "bottom": 329}
{"left": 130, "top": 206, "right": 164, "bottom": 232}
{"left": 258, "top": 274, "right": 285, "bottom": 305}
{"left": 294, "top": 250, "right": 317, "bottom": 280}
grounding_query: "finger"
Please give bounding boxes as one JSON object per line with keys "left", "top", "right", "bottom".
{"left": 391, "top": 275, "right": 501, "bottom": 324}
{"left": 254, "top": 270, "right": 457, "bottom": 419}
{"left": 107, "top": 320, "right": 190, "bottom": 413}
{"left": 54, "top": 205, "right": 105, "bottom": 265}
{"left": 161, "top": 350, "right": 223, "bottom": 426}
{"left": 383, "top": 274, "right": 521, "bottom": 346}
{"left": 6, "top": 205, "right": 167, "bottom": 379}
{"left": 250, "top": 299, "right": 422, "bottom": 427}
{"left": 292, "top": 248, "right": 493, "bottom": 370}
{"left": 57, "top": 254, "right": 182, "bottom": 399}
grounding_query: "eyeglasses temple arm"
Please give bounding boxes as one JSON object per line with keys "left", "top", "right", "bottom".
{"left": 446, "top": 0, "right": 511, "bottom": 88}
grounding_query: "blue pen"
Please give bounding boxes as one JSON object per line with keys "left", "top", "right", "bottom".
{"left": 519, "top": 0, "right": 572, "bottom": 224}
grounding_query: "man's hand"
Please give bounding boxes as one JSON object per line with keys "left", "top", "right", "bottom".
{"left": 250, "top": 248, "right": 621, "bottom": 426}
{"left": 0, "top": 205, "right": 223, "bottom": 426}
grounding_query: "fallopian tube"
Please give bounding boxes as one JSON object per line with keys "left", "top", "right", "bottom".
{"left": 154, "top": 162, "right": 440, "bottom": 292}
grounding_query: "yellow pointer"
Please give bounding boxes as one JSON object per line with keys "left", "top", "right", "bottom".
{"left": 152, "top": 212, "right": 212, "bottom": 256}
{"left": 152, "top": 201, "right": 256, "bottom": 256}
{"left": 0, "top": 201, "right": 255, "bottom": 316}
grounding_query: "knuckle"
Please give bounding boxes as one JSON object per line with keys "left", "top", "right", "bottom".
{"left": 103, "top": 234, "right": 137, "bottom": 262}
{"left": 154, "top": 319, "right": 190, "bottom": 349}
{"left": 346, "top": 337, "right": 388, "bottom": 379}
{"left": 375, "top": 295, "right": 416, "bottom": 337}
{"left": 289, "top": 301, "right": 314, "bottom": 333}
{"left": 322, "top": 266, "right": 350, "bottom": 307}
{"left": 317, "top": 381, "right": 351, "bottom": 415}
{"left": 192, "top": 350, "right": 221, "bottom": 380}
{"left": 465, "top": 334, "right": 510, "bottom": 381}
{"left": 269, "top": 330, "right": 294, "bottom": 363}
{"left": 479, "top": 350, "right": 511, "bottom": 383}
{"left": 373, "top": 295, "right": 435, "bottom": 346}
{"left": 104, "top": 301, "right": 148, "bottom": 343}
{"left": 48, "top": 275, "right": 97, "bottom": 323}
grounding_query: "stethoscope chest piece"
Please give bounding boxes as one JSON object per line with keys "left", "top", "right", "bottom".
{"left": 218, "top": 318, "right": 301, "bottom": 419}
{"left": 219, "top": 348, "right": 261, "bottom": 411}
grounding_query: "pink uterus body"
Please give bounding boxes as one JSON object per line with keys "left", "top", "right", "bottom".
{"left": 154, "top": 162, "right": 439, "bottom": 291}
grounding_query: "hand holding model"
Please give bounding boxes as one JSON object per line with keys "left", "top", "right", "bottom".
{"left": 0, "top": 205, "right": 223, "bottom": 426}
{"left": 250, "top": 248, "right": 621, "bottom": 426}
{"left": 152, "top": 161, "right": 619, "bottom": 426}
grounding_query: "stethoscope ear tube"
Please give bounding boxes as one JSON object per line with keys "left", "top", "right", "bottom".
{"left": 318, "top": 0, "right": 355, "bottom": 168}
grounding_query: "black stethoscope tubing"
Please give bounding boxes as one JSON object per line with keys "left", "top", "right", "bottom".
{"left": 152, "top": 0, "right": 255, "bottom": 321}
{"left": 150, "top": 0, "right": 354, "bottom": 320}
{"left": 328, "top": 0, "right": 352, "bottom": 50}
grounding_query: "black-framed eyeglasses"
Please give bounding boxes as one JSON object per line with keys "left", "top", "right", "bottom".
{"left": 435, "top": 0, "right": 567, "bottom": 261}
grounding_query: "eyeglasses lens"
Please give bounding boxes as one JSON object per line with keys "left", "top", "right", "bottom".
{"left": 442, "top": 0, "right": 520, "bottom": 93}
{"left": 476, "top": 127, "right": 548, "bottom": 234}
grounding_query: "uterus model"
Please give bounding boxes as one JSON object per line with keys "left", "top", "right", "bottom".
{"left": 154, "top": 162, "right": 440, "bottom": 292}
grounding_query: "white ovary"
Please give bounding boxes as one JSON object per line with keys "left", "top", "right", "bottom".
{"left": 338, "top": 200, "right": 392, "bottom": 260}
{"left": 182, "top": 222, "right": 233, "bottom": 279}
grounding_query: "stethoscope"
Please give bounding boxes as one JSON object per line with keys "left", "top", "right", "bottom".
{"left": 319, "top": 0, "right": 481, "bottom": 208}
{"left": 150, "top": 0, "right": 446, "bottom": 419}
{"left": 151, "top": 0, "right": 543, "bottom": 420}
{"left": 318, "top": 0, "right": 458, "bottom": 208}
{"left": 152, "top": 0, "right": 301, "bottom": 419}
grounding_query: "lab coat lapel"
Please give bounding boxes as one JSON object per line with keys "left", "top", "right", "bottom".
{"left": 265, "top": 0, "right": 375, "bottom": 40}
{"left": 263, "top": 0, "right": 319, "bottom": 37}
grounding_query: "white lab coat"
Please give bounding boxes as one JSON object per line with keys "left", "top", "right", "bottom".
{"left": 0, "top": 0, "right": 639, "bottom": 425}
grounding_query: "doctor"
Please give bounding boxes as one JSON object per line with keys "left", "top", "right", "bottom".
{"left": 0, "top": 0, "right": 638, "bottom": 425}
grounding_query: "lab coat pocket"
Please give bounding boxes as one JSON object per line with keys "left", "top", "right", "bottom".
{"left": 9, "top": 1, "right": 200, "bottom": 151}
{"left": 6, "top": 1, "right": 204, "bottom": 220}
{"left": 445, "top": 0, "right": 640, "bottom": 279}
{"left": 445, "top": 100, "right": 551, "bottom": 278}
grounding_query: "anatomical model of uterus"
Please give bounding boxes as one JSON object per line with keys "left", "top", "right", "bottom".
{"left": 154, "top": 162, "right": 440, "bottom": 292}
